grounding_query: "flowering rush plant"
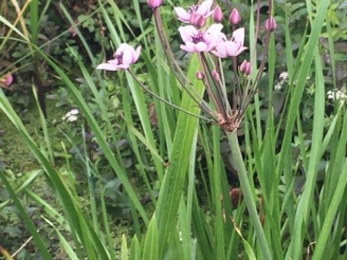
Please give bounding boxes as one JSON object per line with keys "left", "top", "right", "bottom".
{"left": 97, "top": 0, "right": 276, "bottom": 133}
{"left": 97, "top": 1, "right": 277, "bottom": 257}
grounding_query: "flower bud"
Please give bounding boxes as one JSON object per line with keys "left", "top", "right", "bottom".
{"left": 229, "top": 8, "right": 241, "bottom": 25}
{"left": 196, "top": 71, "right": 205, "bottom": 80}
{"left": 212, "top": 70, "right": 220, "bottom": 81}
{"left": 5, "top": 74, "right": 13, "bottom": 86}
{"left": 147, "top": 0, "right": 163, "bottom": 9}
{"left": 213, "top": 5, "right": 223, "bottom": 22}
{"left": 265, "top": 16, "right": 276, "bottom": 31}
{"left": 230, "top": 188, "right": 243, "bottom": 208}
{"left": 190, "top": 13, "right": 206, "bottom": 28}
{"left": 240, "top": 60, "right": 252, "bottom": 75}
{"left": 0, "top": 74, "right": 13, "bottom": 87}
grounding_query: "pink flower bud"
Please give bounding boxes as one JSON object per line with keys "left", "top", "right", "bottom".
{"left": 213, "top": 5, "right": 223, "bottom": 22}
{"left": 196, "top": 71, "right": 205, "bottom": 80}
{"left": 212, "top": 70, "right": 220, "bottom": 81}
{"left": 5, "top": 74, "right": 13, "bottom": 86}
{"left": 265, "top": 16, "right": 276, "bottom": 31}
{"left": 229, "top": 8, "right": 241, "bottom": 25}
{"left": 190, "top": 13, "right": 206, "bottom": 28}
{"left": 240, "top": 60, "right": 252, "bottom": 75}
{"left": 69, "top": 26, "right": 77, "bottom": 37}
{"left": 0, "top": 74, "right": 13, "bottom": 87}
{"left": 147, "top": 0, "right": 162, "bottom": 9}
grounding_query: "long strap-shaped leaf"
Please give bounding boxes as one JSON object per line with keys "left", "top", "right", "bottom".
{"left": 156, "top": 53, "right": 204, "bottom": 257}
{"left": 281, "top": 0, "right": 330, "bottom": 258}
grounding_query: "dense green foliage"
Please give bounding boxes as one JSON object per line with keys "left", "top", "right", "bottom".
{"left": 1, "top": 0, "right": 347, "bottom": 259}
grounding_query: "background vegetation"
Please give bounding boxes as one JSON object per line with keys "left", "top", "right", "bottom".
{"left": 1, "top": 0, "right": 347, "bottom": 259}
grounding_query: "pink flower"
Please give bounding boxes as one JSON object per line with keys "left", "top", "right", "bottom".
{"left": 213, "top": 27, "right": 247, "bottom": 58}
{"left": 179, "top": 23, "right": 223, "bottom": 53}
{"left": 147, "top": 0, "right": 162, "bottom": 9}
{"left": 0, "top": 74, "right": 13, "bottom": 87}
{"left": 174, "top": 0, "right": 213, "bottom": 26}
{"left": 97, "top": 43, "right": 141, "bottom": 71}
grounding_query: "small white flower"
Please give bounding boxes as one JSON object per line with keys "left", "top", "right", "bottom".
{"left": 69, "top": 109, "right": 79, "bottom": 115}
{"left": 275, "top": 71, "right": 289, "bottom": 91}
{"left": 62, "top": 109, "right": 79, "bottom": 122}
{"left": 327, "top": 90, "right": 333, "bottom": 99}
{"left": 67, "top": 115, "right": 78, "bottom": 122}
{"left": 275, "top": 83, "right": 282, "bottom": 91}
{"left": 327, "top": 89, "right": 347, "bottom": 101}
{"left": 279, "top": 72, "right": 288, "bottom": 80}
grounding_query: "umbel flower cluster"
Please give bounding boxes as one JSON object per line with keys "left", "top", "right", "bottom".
{"left": 97, "top": 0, "right": 276, "bottom": 132}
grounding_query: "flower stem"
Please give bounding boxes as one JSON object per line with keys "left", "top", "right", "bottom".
{"left": 127, "top": 69, "right": 213, "bottom": 122}
{"left": 226, "top": 130, "right": 272, "bottom": 260}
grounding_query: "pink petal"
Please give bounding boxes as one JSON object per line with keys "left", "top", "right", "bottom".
{"left": 232, "top": 27, "right": 245, "bottom": 46}
{"left": 134, "top": 46, "right": 142, "bottom": 61}
{"left": 214, "top": 42, "right": 229, "bottom": 58}
{"left": 225, "top": 42, "right": 238, "bottom": 56}
{"left": 106, "top": 59, "right": 119, "bottom": 66}
{"left": 118, "top": 43, "right": 130, "bottom": 51}
{"left": 205, "top": 10, "right": 214, "bottom": 18}
{"left": 195, "top": 42, "right": 208, "bottom": 52}
{"left": 234, "top": 46, "right": 248, "bottom": 56}
{"left": 122, "top": 47, "right": 136, "bottom": 65}
{"left": 205, "top": 23, "right": 223, "bottom": 43}
{"left": 114, "top": 43, "right": 128, "bottom": 57}
{"left": 96, "top": 63, "right": 118, "bottom": 71}
{"left": 180, "top": 44, "right": 190, "bottom": 52}
{"left": 197, "top": 0, "right": 213, "bottom": 16}
{"left": 122, "top": 45, "right": 141, "bottom": 65}
{"left": 116, "top": 43, "right": 134, "bottom": 57}
{"left": 174, "top": 7, "right": 190, "bottom": 22}
{"left": 178, "top": 25, "right": 197, "bottom": 42}
{"left": 117, "top": 64, "right": 130, "bottom": 70}
{"left": 204, "top": 24, "right": 224, "bottom": 51}
{"left": 217, "top": 32, "right": 227, "bottom": 43}
{"left": 214, "top": 41, "right": 246, "bottom": 57}
{"left": 180, "top": 42, "right": 196, "bottom": 53}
